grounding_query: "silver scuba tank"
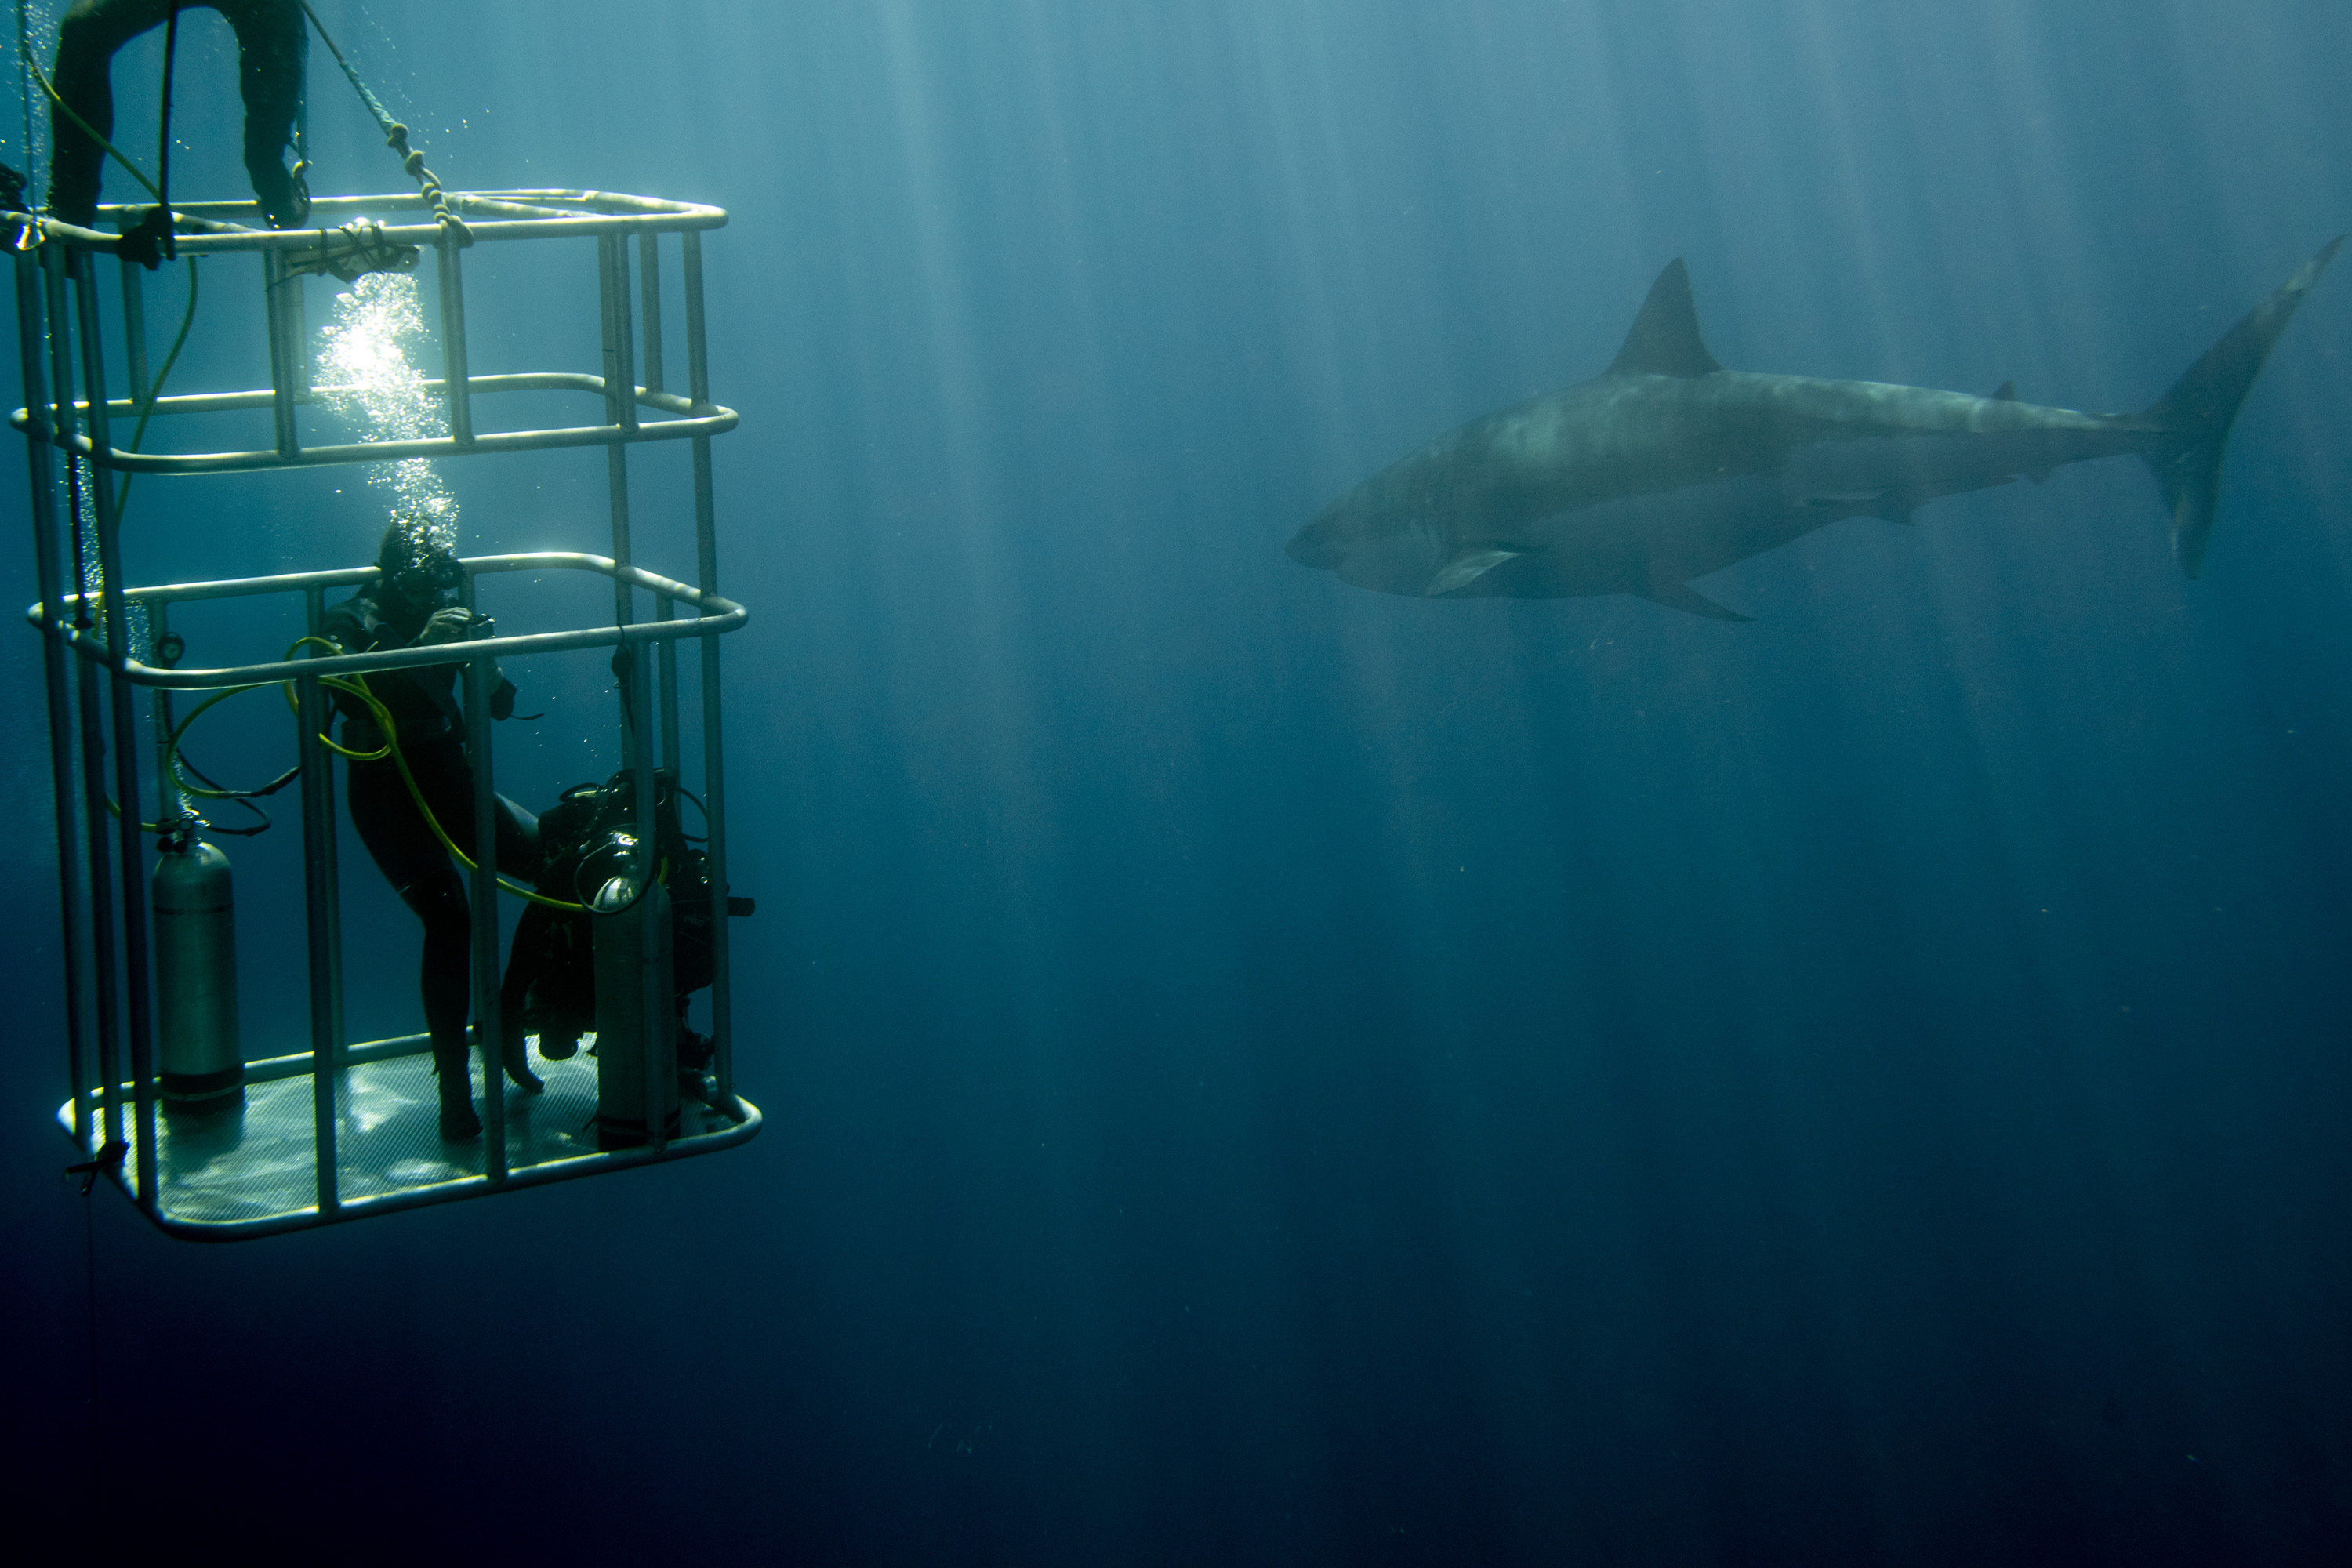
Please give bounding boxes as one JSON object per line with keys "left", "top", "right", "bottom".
{"left": 591, "top": 869, "right": 678, "bottom": 1149}
{"left": 151, "top": 837, "right": 244, "bottom": 1109}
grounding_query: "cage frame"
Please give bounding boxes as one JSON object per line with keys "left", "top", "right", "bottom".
{"left": 10, "top": 188, "right": 760, "bottom": 1239}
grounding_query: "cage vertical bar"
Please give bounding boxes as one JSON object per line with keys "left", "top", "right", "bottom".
{"left": 72, "top": 250, "right": 161, "bottom": 1209}
{"left": 437, "top": 238, "right": 474, "bottom": 444}
{"left": 682, "top": 228, "right": 735, "bottom": 1106}
{"left": 294, "top": 655, "right": 341, "bottom": 1219}
{"left": 637, "top": 230, "right": 662, "bottom": 398}
{"left": 262, "top": 249, "right": 299, "bottom": 459}
{"left": 18, "top": 249, "right": 94, "bottom": 1145}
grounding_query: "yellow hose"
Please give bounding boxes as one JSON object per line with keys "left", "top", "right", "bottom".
{"left": 139, "top": 639, "right": 585, "bottom": 911}
{"left": 18, "top": 44, "right": 162, "bottom": 204}
{"left": 280, "top": 636, "right": 584, "bottom": 910}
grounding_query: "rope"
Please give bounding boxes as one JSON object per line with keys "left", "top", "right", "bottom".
{"left": 275, "top": 216, "right": 417, "bottom": 285}
{"left": 292, "top": 0, "right": 470, "bottom": 247}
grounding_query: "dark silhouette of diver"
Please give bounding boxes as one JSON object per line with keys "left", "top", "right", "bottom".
{"left": 325, "top": 519, "right": 539, "bottom": 1139}
{"left": 46, "top": 0, "right": 310, "bottom": 229}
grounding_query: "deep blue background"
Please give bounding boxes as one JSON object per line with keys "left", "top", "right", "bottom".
{"left": 4, "top": 2, "right": 2349, "bottom": 1562}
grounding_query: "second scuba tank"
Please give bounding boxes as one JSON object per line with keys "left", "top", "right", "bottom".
{"left": 591, "top": 869, "right": 678, "bottom": 1149}
{"left": 151, "top": 836, "right": 244, "bottom": 1110}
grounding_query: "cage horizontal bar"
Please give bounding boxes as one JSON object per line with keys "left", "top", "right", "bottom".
{"left": 69, "top": 1029, "right": 743, "bottom": 1094}
{"left": 59, "top": 1088, "right": 763, "bottom": 1243}
{"left": 12, "top": 386, "right": 737, "bottom": 475}
{"left": 27, "top": 551, "right": 747, "bottom": 687}
{"left": 27, "top": 189, "right": 728, "bottom": 257}
{"left": 71, "top": 1029, "right": 434, "bottom": 1092}
{"left": 23, "top": 372, "right": 717, "bottom": 425}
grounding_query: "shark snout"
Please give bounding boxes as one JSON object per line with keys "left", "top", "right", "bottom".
{"left": 1286, "top": 524, "right": 1348, "bottom": 569}
{"left": 1288, "top": 497, "right": 1376, "bottom": 569}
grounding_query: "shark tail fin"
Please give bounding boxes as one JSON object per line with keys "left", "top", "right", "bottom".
{"left": 2142, "top": 236, "right": 2339, "bottom": 578}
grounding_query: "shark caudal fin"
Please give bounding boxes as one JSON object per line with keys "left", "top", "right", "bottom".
{"left": 2143, "top": 236, "right": 2340, "bottom": 577}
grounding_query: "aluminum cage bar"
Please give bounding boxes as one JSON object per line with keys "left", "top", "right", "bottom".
{"left": 11, "top": 191, "right": 739, "bottom": 477}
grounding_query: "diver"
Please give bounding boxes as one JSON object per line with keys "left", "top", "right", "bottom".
{"left": 324, "top": 517, "right": 539, "bottom": 1139}
{"left": 45, "top": 0, "right": 310, "bottom": 231}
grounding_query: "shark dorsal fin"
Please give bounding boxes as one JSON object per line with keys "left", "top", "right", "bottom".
{"left": 1606, "top": 258, "right": 1723, "bottom": 378}
{"left": 1991, "top": 380, "right": 2016, "bottom": 401}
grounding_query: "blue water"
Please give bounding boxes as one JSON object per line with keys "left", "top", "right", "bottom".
{"left": 4, "top": 2, "right": 2350, "bottom": 1560}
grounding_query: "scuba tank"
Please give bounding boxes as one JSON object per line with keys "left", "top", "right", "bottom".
{"left": 591, "top": 866, "right": 679, "bottom": 1150}
{"left": 151, "top": 830, "right": 244, "bottom": 1111}
{"left": 503, "top": 761, "right": 751, "bottom": 1128}
{"left": 509, "top": 767, "right": 740, "bottom": 1053}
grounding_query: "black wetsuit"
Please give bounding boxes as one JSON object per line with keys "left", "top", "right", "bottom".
{"left": 48, "top": 0, "right": 307, "bottom": 228}
{"left": 323, "top": 583, "right": 535, "bottom": 1071}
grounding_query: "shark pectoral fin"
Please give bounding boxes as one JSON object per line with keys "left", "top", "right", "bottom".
{"left": 1635, "top": 580, "right": 1752, "bottom": 622}
{"left": 1424, "top": 546, "right": 1525, "bottom": 596}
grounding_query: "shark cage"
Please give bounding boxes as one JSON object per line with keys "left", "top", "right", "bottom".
{"left": 10, "top": 187, "right": 760, "bottom": 1240}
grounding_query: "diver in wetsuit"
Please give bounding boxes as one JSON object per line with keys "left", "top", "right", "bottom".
{"left": 325, "top": 519, "right": 539, "bottom": 1139}
{"left": 45, "top": 0, "right": 310, "bottom": 229}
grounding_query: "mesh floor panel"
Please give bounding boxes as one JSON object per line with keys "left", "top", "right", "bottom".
{"left": 60, "top": 1038, "right": 747, "bottom": 1232}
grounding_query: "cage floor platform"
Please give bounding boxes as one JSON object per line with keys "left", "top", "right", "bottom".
{"left": 59, "top": 1039, "right": 759, "bottom": 1239}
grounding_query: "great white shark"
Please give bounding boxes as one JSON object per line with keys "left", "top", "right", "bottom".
{"left": 1287, "top": 241, "right": 2340, "bottom": 618}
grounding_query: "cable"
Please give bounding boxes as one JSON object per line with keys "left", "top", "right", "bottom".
{"left": 20, "top": 18, "right": 201, "bottom": 522}
{"left": 676, "top": 783, "right": 711, "bottom": 843}
{"left": 172, "top": 749, "right": 284, "bottom": 836}
{"left": 111, "top": 254, "right": 198, "bottom": 521}
{"left": 16, "top": 2, "right": 34, "bottom": 206}
{"left": 17, "top": 42, "right": 159, "bottom": 204}
{"left": 103, "top": 630, "right": 649, "bottom": 916}
{"left": 176, "top": 742, "right": 297, "bottom": 802}
{"left": 172, "top": 757, "right": 270, "bottom": 832}
{"left": 157, "top": 3, "right": 177, "bottom": 231}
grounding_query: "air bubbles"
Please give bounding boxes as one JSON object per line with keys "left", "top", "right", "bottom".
{"left": 315, "top": 274, "right": 460, "bottom": 542}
